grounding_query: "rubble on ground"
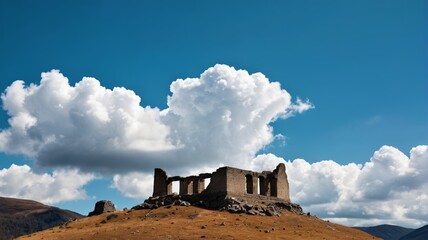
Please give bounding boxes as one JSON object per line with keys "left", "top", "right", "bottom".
{"left": 131, "top": 194, "right": 303, "bottom": 216}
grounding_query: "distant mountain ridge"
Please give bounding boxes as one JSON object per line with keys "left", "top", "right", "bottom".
{"left": 0, "top": 196, "right": 82, "bottom": 240}
{"left": 355, "top": 224, "right": 414, "bottom": 240}
{"left": 399, "top": 224, "right": 428, "bottom": 240}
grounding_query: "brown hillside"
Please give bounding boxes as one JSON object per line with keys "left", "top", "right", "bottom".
{"left": 0, "top": 196, "right": 50, "bottom": 214}
{"left": 0, "top": 196, "right": 82, "bottom": 240}
{"left": 19, "top": 206, "right": 378, "bottom": 240}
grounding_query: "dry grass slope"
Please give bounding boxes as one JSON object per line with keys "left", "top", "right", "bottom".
{"left": 18, "top": 206, "right": 379, "bottom": 240}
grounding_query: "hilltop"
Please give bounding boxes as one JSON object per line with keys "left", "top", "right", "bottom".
{"left": 18, "top": 205, "right": 378, "bottom": 240}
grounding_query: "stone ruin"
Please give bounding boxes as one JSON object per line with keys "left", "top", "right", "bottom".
{"left": 88, "top": 200, "right": 116, "bottom": 216}
{"left": 133, "top": 163, "right": 303, "bottom": 216}
{"left": 153, "top": 163, "right": 290, "bottom": 202}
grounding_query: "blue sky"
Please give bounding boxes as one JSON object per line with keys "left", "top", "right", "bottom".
{"left": 0, "top": 0, "right": 427, "bottom": 227}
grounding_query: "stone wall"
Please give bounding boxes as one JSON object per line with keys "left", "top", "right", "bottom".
{"left": 273, "top": 164, "right": 290, "bottom": 200}
{"left": 152, "top": 163, "right": 290, "bottom": 203}
{"left": 203, "top": 167, "right": 228, "bottom": 195}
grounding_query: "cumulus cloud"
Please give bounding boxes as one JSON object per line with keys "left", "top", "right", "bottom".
{"left": 0, "top": 64, "right": 313, "bottom": 203}
{"left": 248, "top": 153, "right": 286, "bottom": 172}
{"left": 162, "top": 64, "right": 301, "bottom": 172}
{"left": 0, "top": 64, "right": 311, "bottom": 175}
{"left": 0, "top": 164, "right": 94, "bottom": 204}
{"left": 284, "top": 145, "right": 428, "bottom": 227}
{"left": 112, "top": 172, "right": 153, "bottom": 199}
{"left": 214, "top": 144, "right": 426, "bottom": 227}
{"left": 0, "top": 70, "right": 175, "bottom": 173}
{"left": 0, "top": 65, "right": 426, "bottom": 228}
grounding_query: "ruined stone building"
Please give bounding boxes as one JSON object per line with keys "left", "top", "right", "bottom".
{"left": 152, "top": 163, "right": 290, "bottom": 205}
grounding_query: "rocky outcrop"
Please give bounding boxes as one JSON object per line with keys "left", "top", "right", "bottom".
{"left": 132, "top": 194, "right": 303, "bottom": 216}
{"left": 132, "top": 194, "right": 191, "bottom": 210}
{"left": 218, "top": 197, "right": 303, "bottom": 216}
{"left": 88, "top": 200, "right": 116, "bottom": 216}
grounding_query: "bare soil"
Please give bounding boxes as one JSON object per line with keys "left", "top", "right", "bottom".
{"left": 18, "top": 206, "right": 378, "bottom": 240}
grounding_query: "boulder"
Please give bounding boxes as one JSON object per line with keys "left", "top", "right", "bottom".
{"left": 265, "top": 206, "right": 280, "bottom": 216}
{"left": 88, "top": 200, "right": 116, "bottom": 216}
{"left": 243, "top": 203, "right": 253, "bottom": 211}
{"left": 247, "top": 209, "right": 258, "bottom": 215}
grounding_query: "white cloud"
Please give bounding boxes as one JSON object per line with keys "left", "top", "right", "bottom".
{"left": 0, "top": 70, "right": 176, "bottom": 173}
{"left": 281, "top": 97, "right": 314, "bottom": 119}
{"left": 2, "top": 65, "right": 426, "bottom": 228}
{"left": 112, "top": 172, "right": 153, "bottom": 199}
{"left": 0, "top": 64, "right": 312, "bottom": 204}
{"left": 0, "top": 164, "right": 94, "bottom": 204}
{"left": 282, "top": 145, "right": 428, "bottom": 228}
{"left": 0, "top": 65, "right": 425, "bottom": 228}
{"left": 162, "top": 64, "right": 301, "bottom": 171}
{"left": 0, "top": 64, "right": 310, "bottom": 175}
{"left": 249, "top": 153, "right": 286, "bottom": 172}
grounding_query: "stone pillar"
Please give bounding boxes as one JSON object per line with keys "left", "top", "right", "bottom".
{"left": 166, "top": 180, "right": 173, "bottom": 195}
{"left": 179, "top": 178, "right": 193, "bottom": 195}
{"left": 266, "top": 180, "right": 271, "bottom": 197}
{"left": 193, "top": 178, "right": 205, "bottom": 194}
{"left": 252, "top": 176, "right": 258, "bottom": 195}
{"left": 153, "top": 168, "right": 168, "bottom": 197}
{"left": 273, "top": 163, "right": 290, "bottom": 202}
